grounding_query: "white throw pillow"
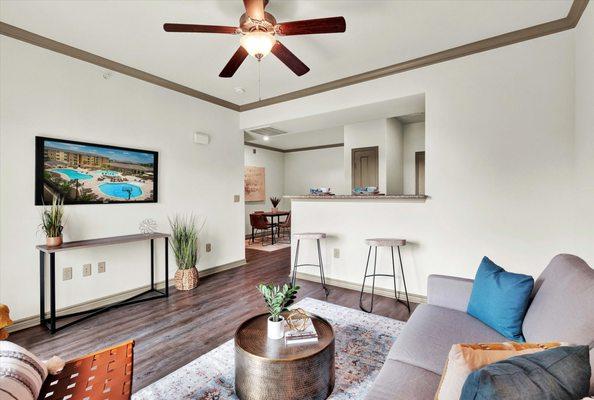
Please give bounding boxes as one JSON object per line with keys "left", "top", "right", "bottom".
{"left": 0, "top": 341, "right": 48, "bottom": 400}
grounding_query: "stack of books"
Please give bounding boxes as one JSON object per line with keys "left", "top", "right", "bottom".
{"left": 285, "top": 320, "right": 318, "bottom": 345}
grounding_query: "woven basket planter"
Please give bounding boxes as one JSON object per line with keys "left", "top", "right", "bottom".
{"left": 174, "top": 267, "right": 199, "bottom": 291}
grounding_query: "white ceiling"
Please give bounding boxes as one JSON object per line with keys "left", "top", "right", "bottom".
{"left": 0, "top": 0, "right": 572, "bottom": 105}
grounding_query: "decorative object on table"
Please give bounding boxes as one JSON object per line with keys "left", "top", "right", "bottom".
{"left": 461, "top": 345, "right": 591, "bottom": 400}
{"left": 38, "top": 340, "right": 135, "bottom": 400}
{"left": 285, "top": 309, "right": 319, "bottom": 345}
{"left": 35, "top": 136, "right": 158, "bottom": 205}
{"left": 352, "top": 186, "right": 381, "bottom": 196}
{"left": 40, "top": 196, "right": 65, "bottom": 247}
{"left": 133, "top": 298, "right": 401, "bottom": 400}
{"left": 467, "top": 256, "right": 534, "bottom": 341}
{"left": 310, "top": 187, "right": 335, "bottom": 196}
{"left": 169, "top": 214, "right": 203, "bottom": 291}
{"left": 138, "top": 218, "right": 158, "bottom": 235}
{"left": 270, "top": 196, "right": 281, "bottom": 212}
{"left": 435, "top": 341, "right": 565, "bottom": 400}
{"left": 244, "top": 166, "right": 265, "bottom": 202}
{"left": 257, "top": 283, "right": 299, "bottom": 339}
{"left": 0, "top": 304, "right": 13, "bottom": 340}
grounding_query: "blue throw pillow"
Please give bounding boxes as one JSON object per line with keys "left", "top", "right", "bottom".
{"left": 460, "top": 345, "right": 591, "bottom": 400}
{"left": 467, "top": 257, "right": 534, "bottom": 341}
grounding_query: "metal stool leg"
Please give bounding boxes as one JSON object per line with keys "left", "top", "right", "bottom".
{"left": 397, "top": 246, "right": 411, "bottom": 313}
{"left": 391, "top": 246, "right": 398, "bottom": 301}
{"left": 359, "top": 246, "right": 372, "bottom": 312}
{"left": 291, "top": 239, "right": 300, "bottom": 287}
{"left": 317, "top": 239, "right": 329, "bottom": 297}
{"left": 360, "top": 246, "right": 378, "bottom": 313}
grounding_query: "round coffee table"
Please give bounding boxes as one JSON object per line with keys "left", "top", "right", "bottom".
{"left": 234, "top": 312, "right": 335, "bottom": 400}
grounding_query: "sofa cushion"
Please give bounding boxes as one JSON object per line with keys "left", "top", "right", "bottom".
{"left": 388, "top": 304, "right": 507, "bottom": 375}
{"left": 522, "top": 254, "right": 594, "bottom": 393}
{"left": 364, "top": 359, "right": 440, "bottom": 400}
{"left": 467, "top": 256, "right": 534, "bottom": 341}
{"left": 460, "top": 345, "right": 591, "bottom": 400}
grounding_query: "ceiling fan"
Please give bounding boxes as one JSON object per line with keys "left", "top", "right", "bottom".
{"left": 163, "top": 0, "right": 346, "bottom": 78}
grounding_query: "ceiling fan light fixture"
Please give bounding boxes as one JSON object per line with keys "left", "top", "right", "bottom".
{"left": 240, "top": 31, "right": 276, "bottom": 60}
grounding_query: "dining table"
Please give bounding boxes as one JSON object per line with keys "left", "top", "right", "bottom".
{"left": 260, "top": 210, "right": 290, "bottom": 245}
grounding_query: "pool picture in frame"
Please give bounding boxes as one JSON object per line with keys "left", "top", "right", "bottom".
{"left": 35, "top": 136, "right": 158, "bottom": 205}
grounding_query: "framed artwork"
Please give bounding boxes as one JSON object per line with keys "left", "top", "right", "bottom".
{"left": 35, "top": 136, "right": 158, "bottom": 205}
{"left": 244, "top": 166, "right": 265, "bottom": 202}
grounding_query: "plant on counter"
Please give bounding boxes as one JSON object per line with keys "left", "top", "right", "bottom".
{"left": 270, "top": 196, "right": 281, "bottom": 211}
{"left": 169, "top": 214, "right": 204, "bottom": 290}
{"left": 258, "top": 283, "right": 299, "bottom": 340}
{"left": 40, "top": 196, "right": 65, "bottom": 247}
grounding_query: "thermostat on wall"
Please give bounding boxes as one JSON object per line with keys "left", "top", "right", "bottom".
{"left": 194, "top": 132, "right": 210, "bottom": 145}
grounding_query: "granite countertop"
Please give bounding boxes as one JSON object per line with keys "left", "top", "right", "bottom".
{"left": 285, "top": 194, "right": 428, "bottom": 200}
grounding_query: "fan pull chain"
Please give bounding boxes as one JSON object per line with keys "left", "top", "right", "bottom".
{"left": 258, "top": 60, "right": 262, "bottom": 101}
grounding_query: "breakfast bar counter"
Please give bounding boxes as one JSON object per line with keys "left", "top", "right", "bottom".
{"left": 285, "top": 194, "right": 428, "bottom": 201}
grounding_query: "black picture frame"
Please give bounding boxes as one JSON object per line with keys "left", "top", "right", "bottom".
{"left": 35, "top": 136, "right": 158, "bottom": 205}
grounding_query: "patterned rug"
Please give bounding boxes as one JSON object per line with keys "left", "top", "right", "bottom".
{"left": 244, "top": 239, "right": 291, "bottom": 252}
{"left": 133, "top": 298, "right": 405, "bottom": 400}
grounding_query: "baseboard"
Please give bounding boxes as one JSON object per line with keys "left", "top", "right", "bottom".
{"left": 7, "top": 258, "right": 246, "bottom": 333}
{"left": 295, "top": 272, "right": 427, "bottom": 305}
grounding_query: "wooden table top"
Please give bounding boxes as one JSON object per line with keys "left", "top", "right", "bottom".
{"left": 36, "top": 232, "right": 170, "bottom": 253}
{"left": 235, "top": 313, "right": 334, "bottom": 361}
{"left": 259, "top": 210, "right": 290, "bottom": 217}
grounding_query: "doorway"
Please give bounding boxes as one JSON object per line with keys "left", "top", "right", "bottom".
{"left": 415, "top": 151, "right": 425, "bottom": 195}
{"left": 352, "top": 146, "right": 379, "bottom": 189}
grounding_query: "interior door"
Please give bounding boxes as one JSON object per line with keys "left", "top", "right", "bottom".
{"left": 352, "top": 146, "right": 379, "bottom": 189}
{"left": 415, "top": 151, "right": 425, "bottom": 195}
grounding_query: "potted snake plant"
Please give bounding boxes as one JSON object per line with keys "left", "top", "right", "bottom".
{"left": 257, "top": 283, "right": 299, "bottom": 339}
{"left": 41, "top": 196, "right": 65, "bottom": 247}
{"left": 169, "top": 214, "right": 202, "bottom": 290}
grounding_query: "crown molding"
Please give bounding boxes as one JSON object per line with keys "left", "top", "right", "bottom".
{"left": 0, "top": 0, "right": 588, "bottom": 113}
{"left": 0, "top": 21, "right": 240, "bottom": 111}
{"left": 239, "top": 0, "right": 589, "bottom": 111}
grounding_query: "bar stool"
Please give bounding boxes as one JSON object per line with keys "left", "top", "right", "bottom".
{"left": 359, "top": 238, "right": 410, "bottom": 314}
{"left": 291, "top": 233, "right": 329, "bottom": 297}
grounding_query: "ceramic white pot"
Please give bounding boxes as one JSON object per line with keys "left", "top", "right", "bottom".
{"left": 267, "top": 315, "right": 285, "bottom": 340}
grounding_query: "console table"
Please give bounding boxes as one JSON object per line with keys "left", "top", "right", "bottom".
{"left": 36, "top": 233, "right": 170, "bottom": 334}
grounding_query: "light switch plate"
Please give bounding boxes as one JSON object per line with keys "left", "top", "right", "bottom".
{"left": 333, "top": 248, "right": 340, "bottom": 258}
{"left": 234, "top": 194, "right": 240, "bottom": 203}
{"left": 83, "top": 263, "right": 92, "bottom": 277}
{"left": 63, "top": 267, "right": 72, "bottom": 281}
{"left": 206, "top": 243, "right": 212, "bottom": 253}
{"left": 98, "top": 261, "right": 106, "bottom": 273}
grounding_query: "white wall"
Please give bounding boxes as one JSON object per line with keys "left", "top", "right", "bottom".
{"left": 242, "top": 31, "right": 579, "bottom": 296}
{"left": 386, "top": 117, "right": 404, "bottom": 195}
{"left": 573, "top": 5, "right": 594, "bottom": 264}
{"left": 403, "top": 122, "right": 426, "bottom": 194}
{"left": 244, "top": 145, "right": 286, "bottom": 234}
{"left": 284, "top": 147, "right": 345, "bottom": 196}
{"left": 0, "top": 37, "right": 245, "bottom": 321}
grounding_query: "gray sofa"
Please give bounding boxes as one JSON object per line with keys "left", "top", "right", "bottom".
{"left": 366, "top": 254, "right": 594, "bottom": 399}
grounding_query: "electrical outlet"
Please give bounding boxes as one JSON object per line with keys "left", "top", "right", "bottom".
{"left": 234, "top": 194, "right": 240, "bottom": 203}
{"left": 333, "top": 248, "right": 340, "bottom": 258}
{"left": 98, "top": 261, "right": 106, "bottom": 273}
{"left": 83, "top": 263, "right": 92, "bottom": 277}
{"left": 63, "top": 267, "right": 72, "bottom": 281}
{"left": 206, "top": 243, "right": 212, "bottom": 253}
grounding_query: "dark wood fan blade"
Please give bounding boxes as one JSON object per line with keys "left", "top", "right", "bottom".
{"left": 219, "top": 47, "right": 249, "bottom": 78}
{"left": 271, "top": 42, "right": 309, "bottom": 76}
{"left": 276, "top": 17, "right": 346, "bottom": 35}
{"left": 243, "top": 0, "right": 265, "bottom": 20}
{"left": 163, "top": 23, "right": 237, "bottom": 34}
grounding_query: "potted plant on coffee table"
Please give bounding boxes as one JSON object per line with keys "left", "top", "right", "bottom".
{"left": 257, "top": 283, "right": 299, "bottom": 339}
{"left": 41, "top": 196, "right": 65, "bottom": 247}
{"left": 169, "top": 214, "right": 202, "bottom": 291}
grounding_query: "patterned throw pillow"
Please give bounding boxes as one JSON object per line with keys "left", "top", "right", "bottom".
{"left": 435, "top": 342, "right": 564, "bottom": 400}
{"left": 0, "top": 341, "right": 48, "bottom": 400}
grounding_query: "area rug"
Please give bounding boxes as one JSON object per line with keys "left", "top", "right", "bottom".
{"left": 133, "top": 298, "right": 405, "bottom": 400}
{"left": 244, "top": 239, "right": 291, "bottom": 252}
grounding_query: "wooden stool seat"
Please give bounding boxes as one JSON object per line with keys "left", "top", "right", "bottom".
{"left": 364, "top": 238, "right": 406, "bottom": 247}
{"left": 292, "top": 232, "right": 326, "bottom": 240}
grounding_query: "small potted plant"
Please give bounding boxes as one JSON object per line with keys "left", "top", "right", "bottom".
{"left": 270, "top": 196, "right": 281, "bottom": 212}
{"left": 257, "top": 283, "right": 299, "bottom": 339}
{"left": 41, "top": 196, "right": 65, "bottom": 247}
{"left": 169, "top": 215, "right": 202, "bottom": 291}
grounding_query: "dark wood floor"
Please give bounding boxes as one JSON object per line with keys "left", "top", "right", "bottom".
{"left": 10, "top": 246, "right": 417, "bottom": 392}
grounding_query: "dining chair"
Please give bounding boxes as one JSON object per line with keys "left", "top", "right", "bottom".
{"left": 278, "top": 212, "right": 291, "bottom": 243}
{"left": 250, "top": 213, "right": 273, "bottom": 245}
